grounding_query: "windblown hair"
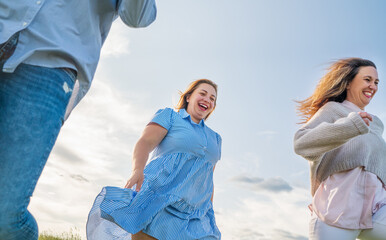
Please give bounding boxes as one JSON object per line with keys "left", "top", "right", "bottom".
{"left": 176, "top": 79, "right": 218, "bottom": 120}
{"left": 297, "top": 58, "right": 376, "bottom": 123}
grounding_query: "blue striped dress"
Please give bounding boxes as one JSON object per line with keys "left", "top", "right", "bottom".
{"left": 87, "top": 108, "right": 222, "bottom": 240}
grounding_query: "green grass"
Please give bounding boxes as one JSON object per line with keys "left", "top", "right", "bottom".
{"left": 38, "top": 230, "right": 82, "bottom": 240}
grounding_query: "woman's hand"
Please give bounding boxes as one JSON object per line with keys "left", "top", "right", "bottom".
{"left": 125, "top": 123, "right": 168, "bottom": 192}
{"left": 358, "top": 112, "right": 373, "bottom": 126}
{"left": 125, "top": 169, "right": 144, "bottom": 192}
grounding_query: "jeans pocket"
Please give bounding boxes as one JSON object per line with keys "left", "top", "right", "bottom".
{"left": 61, "top": 68, "right": 77, "bottom": 83}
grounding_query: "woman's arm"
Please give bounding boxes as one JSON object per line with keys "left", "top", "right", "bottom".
{"left": 124, "top": 123, "right": 167, "bottom": 191}
{"left": 294, "top": 104, "right": 369, "bottom": 159}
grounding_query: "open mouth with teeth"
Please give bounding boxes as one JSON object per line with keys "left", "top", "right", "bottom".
{"left": 198, "top": 103, "right": 209, "bottom": 111}
{"left": 363, "top": 91, "right": 373, "bottom": 99}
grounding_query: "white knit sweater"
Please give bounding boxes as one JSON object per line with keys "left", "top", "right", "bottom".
{"left": 294, "top": 101, "right": 386, "bottom": 196}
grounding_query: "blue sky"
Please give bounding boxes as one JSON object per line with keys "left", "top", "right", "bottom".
{"left": 30, "top": 1, "right": 386, "bottom": 239}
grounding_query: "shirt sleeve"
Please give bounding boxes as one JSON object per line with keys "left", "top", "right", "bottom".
{"left": 149, "top": 108, "right": 175, "bottom": 131}
{"left": 117, "top": 0, "right": 157, "bottom": 28}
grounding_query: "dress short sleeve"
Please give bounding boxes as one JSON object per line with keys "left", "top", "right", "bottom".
{"left": 149, "top": 108, "right": 175, "bottom": 131}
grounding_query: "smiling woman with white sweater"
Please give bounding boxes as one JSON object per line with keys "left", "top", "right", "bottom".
{"left": 294, "top": 58, "right": 386, "bottom": 240}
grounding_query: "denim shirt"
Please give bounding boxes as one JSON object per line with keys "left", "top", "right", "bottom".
{"left": 0, "top": 0, "right": 156, "bottom": 110}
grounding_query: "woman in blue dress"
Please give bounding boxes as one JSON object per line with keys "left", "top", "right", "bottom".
{"left": 87, "top": 79, "right": 222, "bottom": 240}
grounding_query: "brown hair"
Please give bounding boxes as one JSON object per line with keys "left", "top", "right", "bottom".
{"left": 297, "top": 58, "right": 376, "bottom": 123}
{"left": 176, "top": 79, "right": 218, "bottom": 120}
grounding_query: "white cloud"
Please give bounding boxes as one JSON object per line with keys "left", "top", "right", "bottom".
{"left": 100, "top": 20, "right": 131, "bottom": 57}
{"left": 215, "top": 185, "right": 310, "bottom": 240}
{"left": 232, "top": 175, "right": 293, "bottom": 193}
{"left": 214, "top": 153, "right": 310, "bottom": 240}
{"left": 30, "top": 80, "right": 153, "bottom": 239}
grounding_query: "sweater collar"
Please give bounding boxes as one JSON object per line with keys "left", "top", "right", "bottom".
{"left": 342, "top": 100, "right": 363, "bottom": 112}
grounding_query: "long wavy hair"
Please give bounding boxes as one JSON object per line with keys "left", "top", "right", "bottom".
{"left": 176, "top": 79, "right": 218, "bottom": 120}
{"left": 297, "top": 58, "right": 376, "bottom": 123}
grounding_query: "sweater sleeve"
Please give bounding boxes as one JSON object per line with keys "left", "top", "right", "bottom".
{"left": 294, "top": 102, "right": 369, "bottom": 159}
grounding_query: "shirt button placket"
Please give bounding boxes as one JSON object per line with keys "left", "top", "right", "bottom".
{"left": 21, "top": 0, "right": 44, "bottom": 29}
{"left": 202, "top": 127, "right": 208, "bottom": 152}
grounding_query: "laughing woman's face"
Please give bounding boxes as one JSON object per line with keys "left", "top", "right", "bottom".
{"left": 186, "top": 83, "right": 217, "bottom": 123}
{"left": 346, "top": 66, "right": 379, "bottom": 110}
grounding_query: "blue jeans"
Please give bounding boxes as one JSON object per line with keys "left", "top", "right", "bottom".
{"left": 0, "top": 64, "right": 75, "bottom": 240}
